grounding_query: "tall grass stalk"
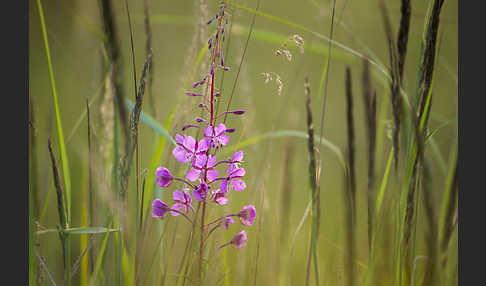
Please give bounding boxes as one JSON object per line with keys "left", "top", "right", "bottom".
{"left": 380, "top": 1, "right": 402, "bottom": 171}
{"left": 304, "top": 77, "right": 320, "bottom": 286}
{"left": 97, "top": 0, "right": 131, "bottom": 279}
{"left": 345, "top": 67, "right": 357, "bottom": 224}
{"left": 439, "top": 142, "right": 458, "bottom": 268}
{"left": 87, "top": 98, "right": 95, "bottom": 276}
{"left": 119, "top": 50, "right": 152, "bottom": 284}
{"left": 317, "top": 0, "right": 336, "bottom": 148}
{"left": 119, "top": 51, "right": 152, "bottom": 197}
{"left": 361, "top": 59, "right": 376, "bottom": 253}
{"left": 36, "top": 0, "right": 72, "bottom": 223}
{"left": 143, "top": 0, "right": 156, "bottom": 118}
{"left": 344, "top": 67, "right": 356, "bottom": 286}
{"left": 29, "top": 96, "right": 38, "bottom": 285}
{"left": 47, "top": 139, "right": 70, "bottom": 286}
{"left": 397, "top": 0, "right": 411, "bottom": 81}
{"left": 397, "top": 0, "right": 445, "bottom": 284}
{"left": 98, "top": 0, "right": 130, "bottom": 142}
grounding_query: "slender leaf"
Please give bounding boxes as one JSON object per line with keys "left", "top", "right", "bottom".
{"left": 224, "top": 130, "right": 345, "bottom": 170}
{"left": 124, "top": 98, "right": 176, "bottom": 146}
{"left": 89, "top": 222, "right": 113, "bottom": 286}
{"left": 37, "top": 0, "right": 72, "bottom": 221}
{"left": 36, "top": 227, "right": 119, "bottom": 235}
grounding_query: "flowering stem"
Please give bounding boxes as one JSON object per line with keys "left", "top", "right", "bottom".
{"left": 213, "top": 160, "right": 233, "bottom": 167}
{"left": 169, "top": 209, "right": 194, "bottom": 225}
{"left": 199, "top": 9, "right": 224, "bottom": 282}
{"left": 205, "top": 224, "right": 222, "bottom": 243}
{"left": 173, "top": 178, "right": 196, "bottom": 189}
{"left": 208, "top": 242, "right": 230, "bottom": 261}
{"left": 205, "top": 213, "right": 238, "bottom": 228}
{"left": 199, "top": 201, "right": 206, "bottom": 281}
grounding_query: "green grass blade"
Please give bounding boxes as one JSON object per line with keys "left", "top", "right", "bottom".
{"left": 225, "top": 1, "right": 389, "bottom": 78}
{"left": 428, "top": 138, "right": 447, "bottom": 176}
{"left": 147, "top": 14, "right": 352, "bottom": 61}
{"left": 35, "top": 250, "right": 58, "bottom": 286}
{"left": 233, "top": 24, "right": 351, "bottom": 61}
{"left": 29, "top": 182, "right": 37, "bottom": 285}
{"left": 124, "top": 98, "right": 176, "bottom": 146}
{"left": 37, "top": 0, "right": 72, "bottom": 221}
{"left": 89, "top": 222, "right": 113, "bottom": 286}
{"left": 141, "top": 107, "right": 175, "bottom": 223}
{"left": 36, "top": 227, "right": 119, "bottom": 235}
{"left": 223, "top": 130, "right": 345, "bottom": 170}
{"left": 375, "top": 148, "right": 394, "bottom": 218}
{"left": 425, "top": 118, "right": 457, "bottom": 144}
{"left": 66, "top": 227, "right": 119, "bottom": 235}
{"left": 67, "top": 78, "right": 106, "bottom": 142}
{"left": 439, "top": 140, "right": 458, "bottom": 246}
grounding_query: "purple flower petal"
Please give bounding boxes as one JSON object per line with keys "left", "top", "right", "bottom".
{"left": 197, "top": 139, "right": 209, "bottom": 153}
{"left": 231, "top": 168, "right": 246, "bottom": 178}
{"left": 215, "top": 123, "right": 227, "bottom": 136}
{"left": 224, "top": 216, "right": 235, "bottom": 230}
{"left": 231, "top": 179, "right": 246, "bottom": 191}
{"left": 194, "top": 183, "right": 208, "bottom": 202}
{"left": 220, "top": 180, "right": 228, "bottom": 194}
{"left": 230, "top": 230, "right": 248, "bottom": 248}
{"left": 232, "top": 151, "right": 244, "bottom": 162}
{"left": 227, "top": 164, "right": 235, "bottom": 175}
{"left": 212, "top": 189, "right": 228, "bottom": 205}
{"left": 183, "top": 190, "right": 192, "bottom": 204}
{"left": 193, "top": 154, "right": 207, "bottom": 169}
{"left": 152, "top": 199, "right": 169, "bottom": 218}
{"left": 173, "top": 146, "right": 191, "bottom": 163}
{"left": 175, "top": 134, "right": 185, "bottom": 145}
{"left": 186, "top": 169, "right": 201, "bottom": 181}
{"left": 207, "top": 155, "right": 217, "bottom": 168}
{"left": 155, "top": 167, "right": 173, "bottom": 188}
{"left": 207, "top": 169, "right": 219, "bottom": 182}
{"left": 170, "top": 203, "right": 184, "bottom": 216}
{"left": 173, "top": 190, "right": 184, "bottom": 203}
{"left": 183, "top": 136, "right": 196, "bottom": 152}
{"left": 204, "top": 125, "right": 213, "bottom": 138}
{"left": 215, "top": 195, "right": 228, "bottom": 205}
{"left": 217, "top": 134, "right": 229, "bottom": 146}
{"left": 238, "top": 205, "right": 256, "bottom": 226}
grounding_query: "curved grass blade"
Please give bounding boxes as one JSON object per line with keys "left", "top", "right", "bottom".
{"left": 66, "top": 227, "right": 119, "bottom": 235}
{"left": 141, "top": 107, "right": 175, "bottom": 224}
{"left": 438, "top": 140, "right": 458, "bottom": 259}
{"left": 35, "top": 250, "right": 57, "bottom": 286}
{"left": 89, "top": 222, "right": 113, "bottom": 286}
{"left": 375, "top": 148, "right": 394, "bottom": 218}
{"left": 233, "top": 24, "right": 351, "bottom": 61}
{"left": 47, "top": 138, "right": 70, "bottom": 285}
{"left": 428, "top": 138, "right": 447, "bottom": 176}
{"left": 225, "top": 1, "right": 389, "bottom": 78}
{"left": 425, "top": 118, "right": 457, "bottom": 144}
{"left": 67, "top": 76, "right": 107, "bottom": 142}
{"left": 224, "top": 130, "right": 345, "bottom": 170}
{"left": 146, "top": 14, "right": 351, "bottom": 61}
{"left": 36, "top": 227, "right": 119, "bottom": 235}
{"left": 37, "top": 0, "right": 72, "bottom": 221}
{"left": 124, "top": 98, "right": 176, "bottom": 146}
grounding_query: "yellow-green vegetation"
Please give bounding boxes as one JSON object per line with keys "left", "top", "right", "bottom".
{"left": 29, "top": 0, "right": 457, "bottom": 285}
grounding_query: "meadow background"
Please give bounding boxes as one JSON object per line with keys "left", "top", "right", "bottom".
{"left": 29, "top": 0, "right": 458, "bottom": 285}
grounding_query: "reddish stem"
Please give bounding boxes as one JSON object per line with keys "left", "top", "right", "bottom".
{"left": 199, "top": 10, "right": 224, "bottom": 282}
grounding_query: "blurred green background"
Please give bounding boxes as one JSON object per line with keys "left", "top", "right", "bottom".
{"left": 29, "top": 0, "right": 457, "bottom": 285}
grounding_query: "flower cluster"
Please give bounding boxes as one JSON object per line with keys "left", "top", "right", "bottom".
{"left": 152, "top": 4, "right": 255, "bottom": 251}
